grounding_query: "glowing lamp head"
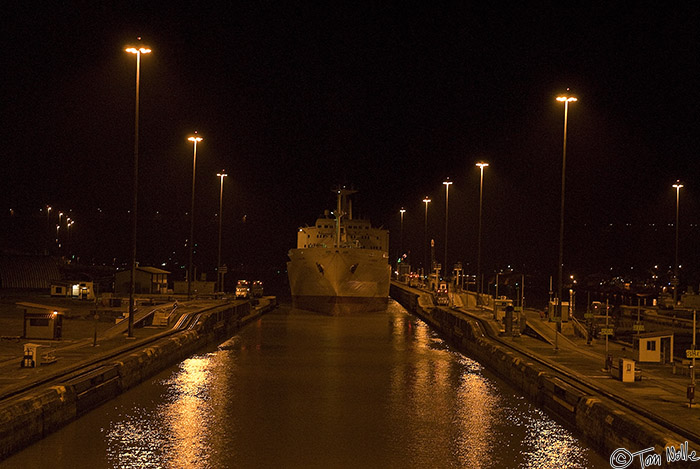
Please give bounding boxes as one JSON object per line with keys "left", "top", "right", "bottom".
{"left": 556, "top": 96, "right": 577, "bottom": 103}
{"left": 476, "top": 162, "right": 489, "bottom": 169}
{"left": 442, "top": 178, "right": 452, "bottom": 187}
{"left": 125, "top": 47, "right": 151, "bottom": 55}
{"left": 188, "top": 136, "right": 203, "bottom": 143}
{"left": 673, "top": 180, "right": 683, "bottom": 190}
{"left": 423, "top": 197, "right": 431, "bottom": 204}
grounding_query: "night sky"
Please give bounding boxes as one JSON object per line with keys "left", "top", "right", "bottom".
{"left": 2, "top": 3, "right": 699, "bottom": 293}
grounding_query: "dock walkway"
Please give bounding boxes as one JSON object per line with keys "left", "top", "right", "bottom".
{"left": 457, "top": 302, "right": 700, "bottom": 444}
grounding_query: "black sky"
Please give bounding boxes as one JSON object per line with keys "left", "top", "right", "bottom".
{"left": 2, "top": 3, "right": 699, "bottom": 289}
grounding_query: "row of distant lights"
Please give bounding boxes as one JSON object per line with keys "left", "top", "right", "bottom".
{"left": 13, "top": 207, "right": 225, "bottom": 218}
{"left": 37, "top": 205, "right": 75, "bottom": 229}
{"left": 17, "top": 207, "right": 697, "bottom": 226}
{"left": 580, "top": 222, "right": 699, "bottom": 227}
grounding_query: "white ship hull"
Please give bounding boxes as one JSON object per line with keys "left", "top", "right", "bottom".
{"left": 287, "top": 247, "right": 390, "bottom": 315}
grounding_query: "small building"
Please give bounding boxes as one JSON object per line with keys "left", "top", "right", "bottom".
{"left": 17, "top": 302, "right": 66, "bottom": 340}
{"left": 114, "top": 266, "right": 170, "bottom": 295}
{"left": 50, "top": 281, "right": 95, "bottom": 300}
{"left": 634, "top": 331, "right": 674, "bottom": 364}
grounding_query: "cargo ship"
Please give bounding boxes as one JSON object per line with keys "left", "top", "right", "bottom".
{"left": 287, "top": 188, "right": 391, "bottom": 315}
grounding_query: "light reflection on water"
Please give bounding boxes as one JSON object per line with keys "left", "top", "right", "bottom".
{"left": 1, "top": 301, "right": 607, "bottom": 468}
{"left": 106, "top": 356, "right": 217, "bottom": 468}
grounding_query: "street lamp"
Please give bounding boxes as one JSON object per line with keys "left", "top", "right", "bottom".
{"left": 423, "top": 197, "right": 431, "bottom": 280}
{"left": 45, "top": 205, "right": 52, "bottom": 254}
{"left": 125, "top": 41, "right": 151, "bottom": 339}
{"left": 187, "top": 133, "right": 203, "bottom": 300}
{"left": 555, "top": 93, "right": 577, "bottom": 350}
{"left": 476, "top": 162, "right": 488, "bottom": 301}
{"left": 399, "top": 208, "right": 406, "bottom": 261}
{"left": 66, "top": 220, "right": 74, "bottom": 258}
{"left": 443, "top": 178, "right": 452, "bottom": 279}
{"left": 673, "top": 181, "right": 683, "bottom": 305}
{"left": 217, "top": 172, "right": 228, "bottom": 293}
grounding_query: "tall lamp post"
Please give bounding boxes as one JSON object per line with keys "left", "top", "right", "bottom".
{"left": 217, "top": 172, "right": 228, "bottom": 293}
{"left": 188, "top": 133, "right": 203, "bottom": 300}
{"left": 555, "top": 94, "right": 577, "bottom": 351}
{"left": 673, "top": 181, "right": 683, "bottom": 305}
{"left": 399, "top": 208, "right": 406, "bottom": 264}
{"left": 423, "top": 197, "right": 431, "bottom": 280}
{"left": 125, "top": 42, "right": 151, "bottom": 339}
{"left": 66, "top": 219, "right": 74, "bottom": 257}
{"left": 443, "top": 179, "right": 452, "bottom": 278}
{"left": 476, "top": 162, "right": 488, "bottom": 300}
{"left": 45, "top": 205, "right": 52, "bottom": 253}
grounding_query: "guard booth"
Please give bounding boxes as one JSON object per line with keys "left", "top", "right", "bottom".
{"left": 22, "top": 343, "right": 46, "bottom": 368}
{"left": 619, "top": 358, "right": 636, "bottom": 383}
{"left": 17, "top": 302, "right": 65, "bottom": 340}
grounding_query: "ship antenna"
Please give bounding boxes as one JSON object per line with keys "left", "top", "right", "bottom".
{"left": 331, "top": 186, "right": 357, "bottom": 247}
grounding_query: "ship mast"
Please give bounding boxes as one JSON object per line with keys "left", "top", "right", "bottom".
{"left": 333, "top": 187, "right": 357, "bottom": 248}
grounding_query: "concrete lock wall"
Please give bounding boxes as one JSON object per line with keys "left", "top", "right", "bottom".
{"left": 0, "top": 301, "right": 270, "bottom": 461}
{"left": 0, "top": 386, "right": 77, "bottom": 459}
{"left": 389, "top": 283, "right": 693, "bottom": 464}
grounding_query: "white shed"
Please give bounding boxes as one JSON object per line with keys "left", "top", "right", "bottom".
{"left": 634, "top": 331, "right": 674, "bottom": 364}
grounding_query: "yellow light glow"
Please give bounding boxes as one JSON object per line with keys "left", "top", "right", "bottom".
{"left": 476, "top": 162, "right": 489, "bottom": 168}
{"left": 125, "top": 47, "right": 152, "bottom": 55}
{"left": 188, "top": 136, "right": 203, "bottom": 143}
{"left": 423, "top": 197, "right": 431, "bottom": 204}
{"left": 556, "top": 96, "right": 577, "bottom": 102}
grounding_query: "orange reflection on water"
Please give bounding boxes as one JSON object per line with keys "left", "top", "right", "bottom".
{"left": 520, "top": 408, "right": 589, "bottom": 468}
{"left": 454, "top": 357, "right": 497, "bottom": 468}
{"left": 160, "top": 356, "right": 214, "bottom": 469}
{"left": 106, "top": 355, "right": 215, "bottom": 469}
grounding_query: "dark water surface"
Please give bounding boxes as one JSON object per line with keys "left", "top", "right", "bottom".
{"left": 2, "top": 301, "right": 607, "bottom": 468}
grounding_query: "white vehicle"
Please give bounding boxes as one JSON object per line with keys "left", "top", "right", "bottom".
{"left": 236, "top": 280, "right": 251, "bottom": 299}
{"left": 435, "top": 281, "right": 449, "bottom": 306}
